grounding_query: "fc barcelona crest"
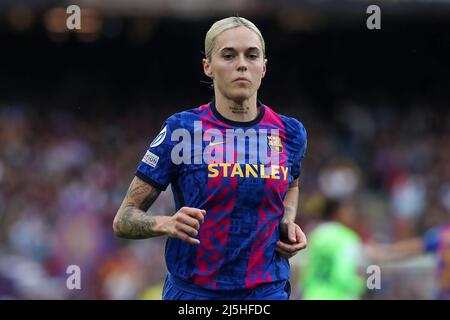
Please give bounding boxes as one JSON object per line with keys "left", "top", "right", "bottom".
{"left": 268, "top": 135, "right": 283, "bottom": 153}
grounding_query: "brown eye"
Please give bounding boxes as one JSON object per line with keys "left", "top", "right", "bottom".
{"left": 223, "top": 54, "right": 234, "bottom": 60}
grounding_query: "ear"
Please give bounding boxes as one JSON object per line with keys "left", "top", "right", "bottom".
{"left": 202, "top": 58, "right": 214, "bottom": 78}
{"left": 261, "top": 58, "right": 268, "bottom": 78}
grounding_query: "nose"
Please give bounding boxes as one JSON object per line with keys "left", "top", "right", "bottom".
{"left": 236, "top": 54, "right": 248, "bottom": 72}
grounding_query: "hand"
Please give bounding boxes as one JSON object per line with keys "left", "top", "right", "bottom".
{"left": 158, "top": 207, "right": 206, "bottom": 245}
{"left": 276, "top": 221, "right": 307, "bottom": 259}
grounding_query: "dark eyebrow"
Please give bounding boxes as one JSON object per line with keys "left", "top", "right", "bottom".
{"left": 220, "top": 47, "right": 260, "bottom": 53}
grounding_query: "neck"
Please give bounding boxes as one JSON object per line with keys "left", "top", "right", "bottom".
{"left": 214, "top": 93, "right": 259, "bottom": 123}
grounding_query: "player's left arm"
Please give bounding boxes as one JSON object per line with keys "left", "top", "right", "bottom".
{"left": 276, "top": 178, "right": 307, "bottom": 259}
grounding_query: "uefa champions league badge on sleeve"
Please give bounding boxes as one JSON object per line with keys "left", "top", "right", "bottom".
{"left": 150, "top": 125, "right": 167, "bottom": 148}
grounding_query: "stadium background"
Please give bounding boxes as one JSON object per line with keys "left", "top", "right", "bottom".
{"left": 0, "top": 0, "right": 449, "bottom": 299}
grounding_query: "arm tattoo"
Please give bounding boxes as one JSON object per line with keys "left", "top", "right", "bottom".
{"left": 114, "top": 177, "right": 162, "bottom": 239}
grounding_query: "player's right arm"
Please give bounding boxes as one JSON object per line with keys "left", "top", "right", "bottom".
{"left": 113, "top": 176, "right": 205, "bottom": 244}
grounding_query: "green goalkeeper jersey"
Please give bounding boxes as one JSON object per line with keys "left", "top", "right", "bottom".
{"left": 299, "top": 222, "right": 365, "bottom": 300}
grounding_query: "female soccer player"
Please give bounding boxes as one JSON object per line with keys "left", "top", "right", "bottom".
{"left": 113, "top": 16, "right": 308, "bottom": 300}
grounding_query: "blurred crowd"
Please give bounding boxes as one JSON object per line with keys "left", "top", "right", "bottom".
{"left": 0, "top": 93, "right": 448, "bottom": 299}
{"left": 0, "top": 104, "right": 175, "bottom": 299}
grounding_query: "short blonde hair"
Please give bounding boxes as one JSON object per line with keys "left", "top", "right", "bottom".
{"left": 204, "top": 16, "right": 266, "bottom": 61}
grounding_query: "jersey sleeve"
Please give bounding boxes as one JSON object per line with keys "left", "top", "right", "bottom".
{"left": 423, "top": 226, "right": 441, "bottom": 253}
{"left": 135, "top": 116, "right": 180, "bottom": 191}
{"left": 289, "top": 118, "right": 307, "bottom": 181}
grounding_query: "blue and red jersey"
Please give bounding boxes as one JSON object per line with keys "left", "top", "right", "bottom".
{"left": 136, "top": 100, "right": 307, "bottom": 291}
{"left": 424, "top": 223, "right": 450, "bottom": 299}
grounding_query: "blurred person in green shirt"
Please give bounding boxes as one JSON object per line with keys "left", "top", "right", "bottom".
{"left": 299, "top": 198, "right": 365, "bottom": 299}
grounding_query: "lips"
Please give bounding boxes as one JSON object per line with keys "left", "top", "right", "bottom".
{"left": 234, "top": 77, "right": 250, "bottom": 82}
